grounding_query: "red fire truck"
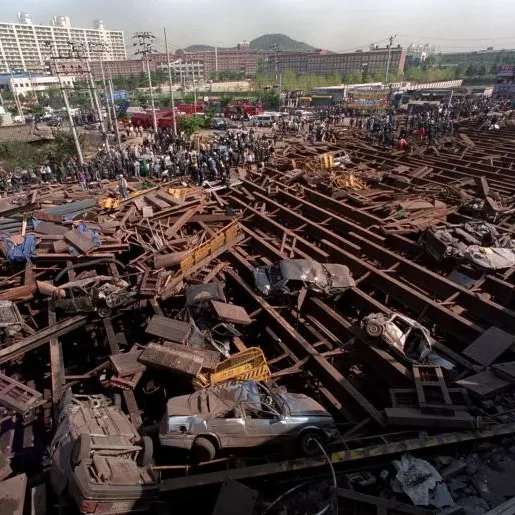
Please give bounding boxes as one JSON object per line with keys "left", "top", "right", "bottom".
{"left": 224, "top": 102, "right": 263, "bottom": 120}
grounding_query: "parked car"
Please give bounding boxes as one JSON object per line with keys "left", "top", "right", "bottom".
{"left": 159, "top": 381, "right": 338, "bottom": 461}
{"left": 210, "top": 117, "right": 228, "bottom": 130}
{"left": 46, "top": 117, "right": 61, "bottom": 127}
{"left": 361, "top": 312, "right": 455, "bottom": 370}
{"left": 49, "top": 393, "right": 158, "bottom": 514}
{"left": 253, "top": 259, "right": 355, "bottom": 297}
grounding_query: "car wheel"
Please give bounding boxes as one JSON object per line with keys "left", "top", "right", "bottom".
{"left": 138, "top": 436, "right": 153, "bottom": 467}
{"left": 192, "top": 437, "right": 216, "bottom": 462}
{"left": 71, "top": 433, "right": 91, "bottom": 467}
{"left": 298, "top": 430, "right": 323, "bottom": 456}
{"left": 365, "top": 320, "right": 384, "bottom": 338}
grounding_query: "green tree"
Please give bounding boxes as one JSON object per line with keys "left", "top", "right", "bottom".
{"left": 261, "top": 91, "right": 280, "bottom": 110}
{"left": 219, "top": 94, "right": 234, "bottom": 109}
{"left": 343, "top": 71, "right": 363, "bottom": 84}
{"left": 466, "top": 64, "right": 478, "bottom": 77}
{"left": 177, "top": 115, "right": 204, "bottom": 135}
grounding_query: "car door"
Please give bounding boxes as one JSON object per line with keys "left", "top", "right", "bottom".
{"left": 206, "top": 407, "right": 246, "bottom": 449}
{"left": 241, "top": 400, "right": 291, "bottom": 447}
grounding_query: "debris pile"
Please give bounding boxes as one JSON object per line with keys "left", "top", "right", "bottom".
{"left": 3, "top": 119, "right": 515, "bottom": 513}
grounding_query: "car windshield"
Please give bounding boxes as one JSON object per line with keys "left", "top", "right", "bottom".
{"left": 269, "top": 263, "right": 283, "bottom": 283}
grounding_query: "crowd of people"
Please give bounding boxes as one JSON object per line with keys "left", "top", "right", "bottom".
{"left": 1, "top": 95, "right": 513, "bottom": 193}
{"left": 0, "top": 125, "right": 278, "bottom": 194}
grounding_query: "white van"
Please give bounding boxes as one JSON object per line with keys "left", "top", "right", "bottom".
{"left": 250, "top": 114, "right": 273, "bottom": 127}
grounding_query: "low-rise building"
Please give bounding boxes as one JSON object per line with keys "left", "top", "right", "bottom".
{"left": 0, "top": 73, "right": 75, "bottom": 95}
{"left": 48, "top": 59, "right": 154, "bottom": 80}
{"left": 157, "top": 59, "right": 204, "bottom": 83}
{"left": 269, "top": 47, "right": 407, "bottom": 77}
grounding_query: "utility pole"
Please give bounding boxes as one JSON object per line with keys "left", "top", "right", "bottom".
{"left": 65, "top": 40, "right": 109, "bottom": 151}
{"left": 163, "top": 27, "right": 177, "bottom": 135}
{"left": 107, "top": 76, "right": 122, "bottom": 147}
{"left": 133, "top": 32, "right": 158, "bottom": 133}
{"left": 385, "top": 34, "right": 397, "bottom": 85}
{"left": 90, "top": 42, "right": 119, "bottom": 146}
{"left": 44, "top": 41, "right": 84, "bottom": 165}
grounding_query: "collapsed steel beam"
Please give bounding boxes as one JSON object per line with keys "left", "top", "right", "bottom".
{"left": 226, "top": 186, "right": 482, "bottom": 344}
{"left": 0, "top": 315, "right": 87, "bottom": 365}
{"left": 160, "top": 422, "right": 515, "bottom": 492}
{"left": 302, "top": 187, "right": 515, "bottom": 333}
{"left": 233, "top": 210, "right": 415, "bottom": 388}
{"left": 225, "top": 265, "right": 386, "bottom": 427}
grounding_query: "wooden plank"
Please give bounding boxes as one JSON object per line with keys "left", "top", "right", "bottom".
{"left": 145, "top": 193, "right": 170, "bottom": 210}
{"left": 457, "top": 370, "right": 511, "bottom": 398}
{"left": 110, "top": 349, "right": 146, "bottom": 377}
{"left": 154, "top": 189, "right": 185, "bottom": 206}
{"left": 165, "top": 207, "right": 197, "bottom": 239}
{"left": 211, "top": 301, "right": 252, "bottom": 325}
{"left": 48, "top": 302, "right": 65, "bottom": 404}
{"left": 132, "top": 196, "right": 147, "bottom": 213}
{"left": 34, "top": 221, "right": 68, "bottom": 236}
{"left": 203, "top": 262, "right": 227, "bottom": 283}
{"left": 63, "top": 229, "right": 96, "bottom": 254}
{"left": 462, "top": 327, "right": 515, "bottom": 366}
{"left": 145, "top": 316, "right": 191, "bottom": 343}
{"left": 0, "top": 473, "right": 27, "bottom": 515}
{"left": 102, "top": 318, "right": 142, "bottom": 430}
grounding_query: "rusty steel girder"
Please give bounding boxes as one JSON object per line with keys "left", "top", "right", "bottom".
{"left": 224, "top": 264, "right": 386, "bottom": 427}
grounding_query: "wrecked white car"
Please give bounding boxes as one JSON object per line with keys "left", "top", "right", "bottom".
{"left": 422, "top": 222, "right": 515, "bottom": 270}
{"left": 361, "top": 312, "right": 454, "bottom": 370}
{"left": 159, "top": 381, "right": 338, "bottom": 461}
{"left": 253, "top": 259, "right": 355, "bottom": 297}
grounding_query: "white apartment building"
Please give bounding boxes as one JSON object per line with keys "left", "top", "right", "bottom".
{"left": 0, "top": 13, "right": 126, "bottom": 74}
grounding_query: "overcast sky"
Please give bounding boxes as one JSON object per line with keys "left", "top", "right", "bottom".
{"left": 1, "top": 0, "right": 514, "bottom": 53}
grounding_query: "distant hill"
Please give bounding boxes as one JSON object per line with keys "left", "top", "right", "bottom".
{"left": 249, "top": 34, "right": 315, "bottom": 52}
{"left": 183, "top": 34, "right": 316, "bottom": 53}
{"left": 184, "top": 44, "right": 218, "bottom": 52}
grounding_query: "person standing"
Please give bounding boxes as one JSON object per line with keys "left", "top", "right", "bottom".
{"left": 117, "top": 174, "right": 129, "bottom": 199}
{"left": 78, "top": 170, "right": 87, "bottom": 192}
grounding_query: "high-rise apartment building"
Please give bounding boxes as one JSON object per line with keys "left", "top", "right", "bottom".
{"left": 0, "top": 13, "right": 126, "bottom": 74}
